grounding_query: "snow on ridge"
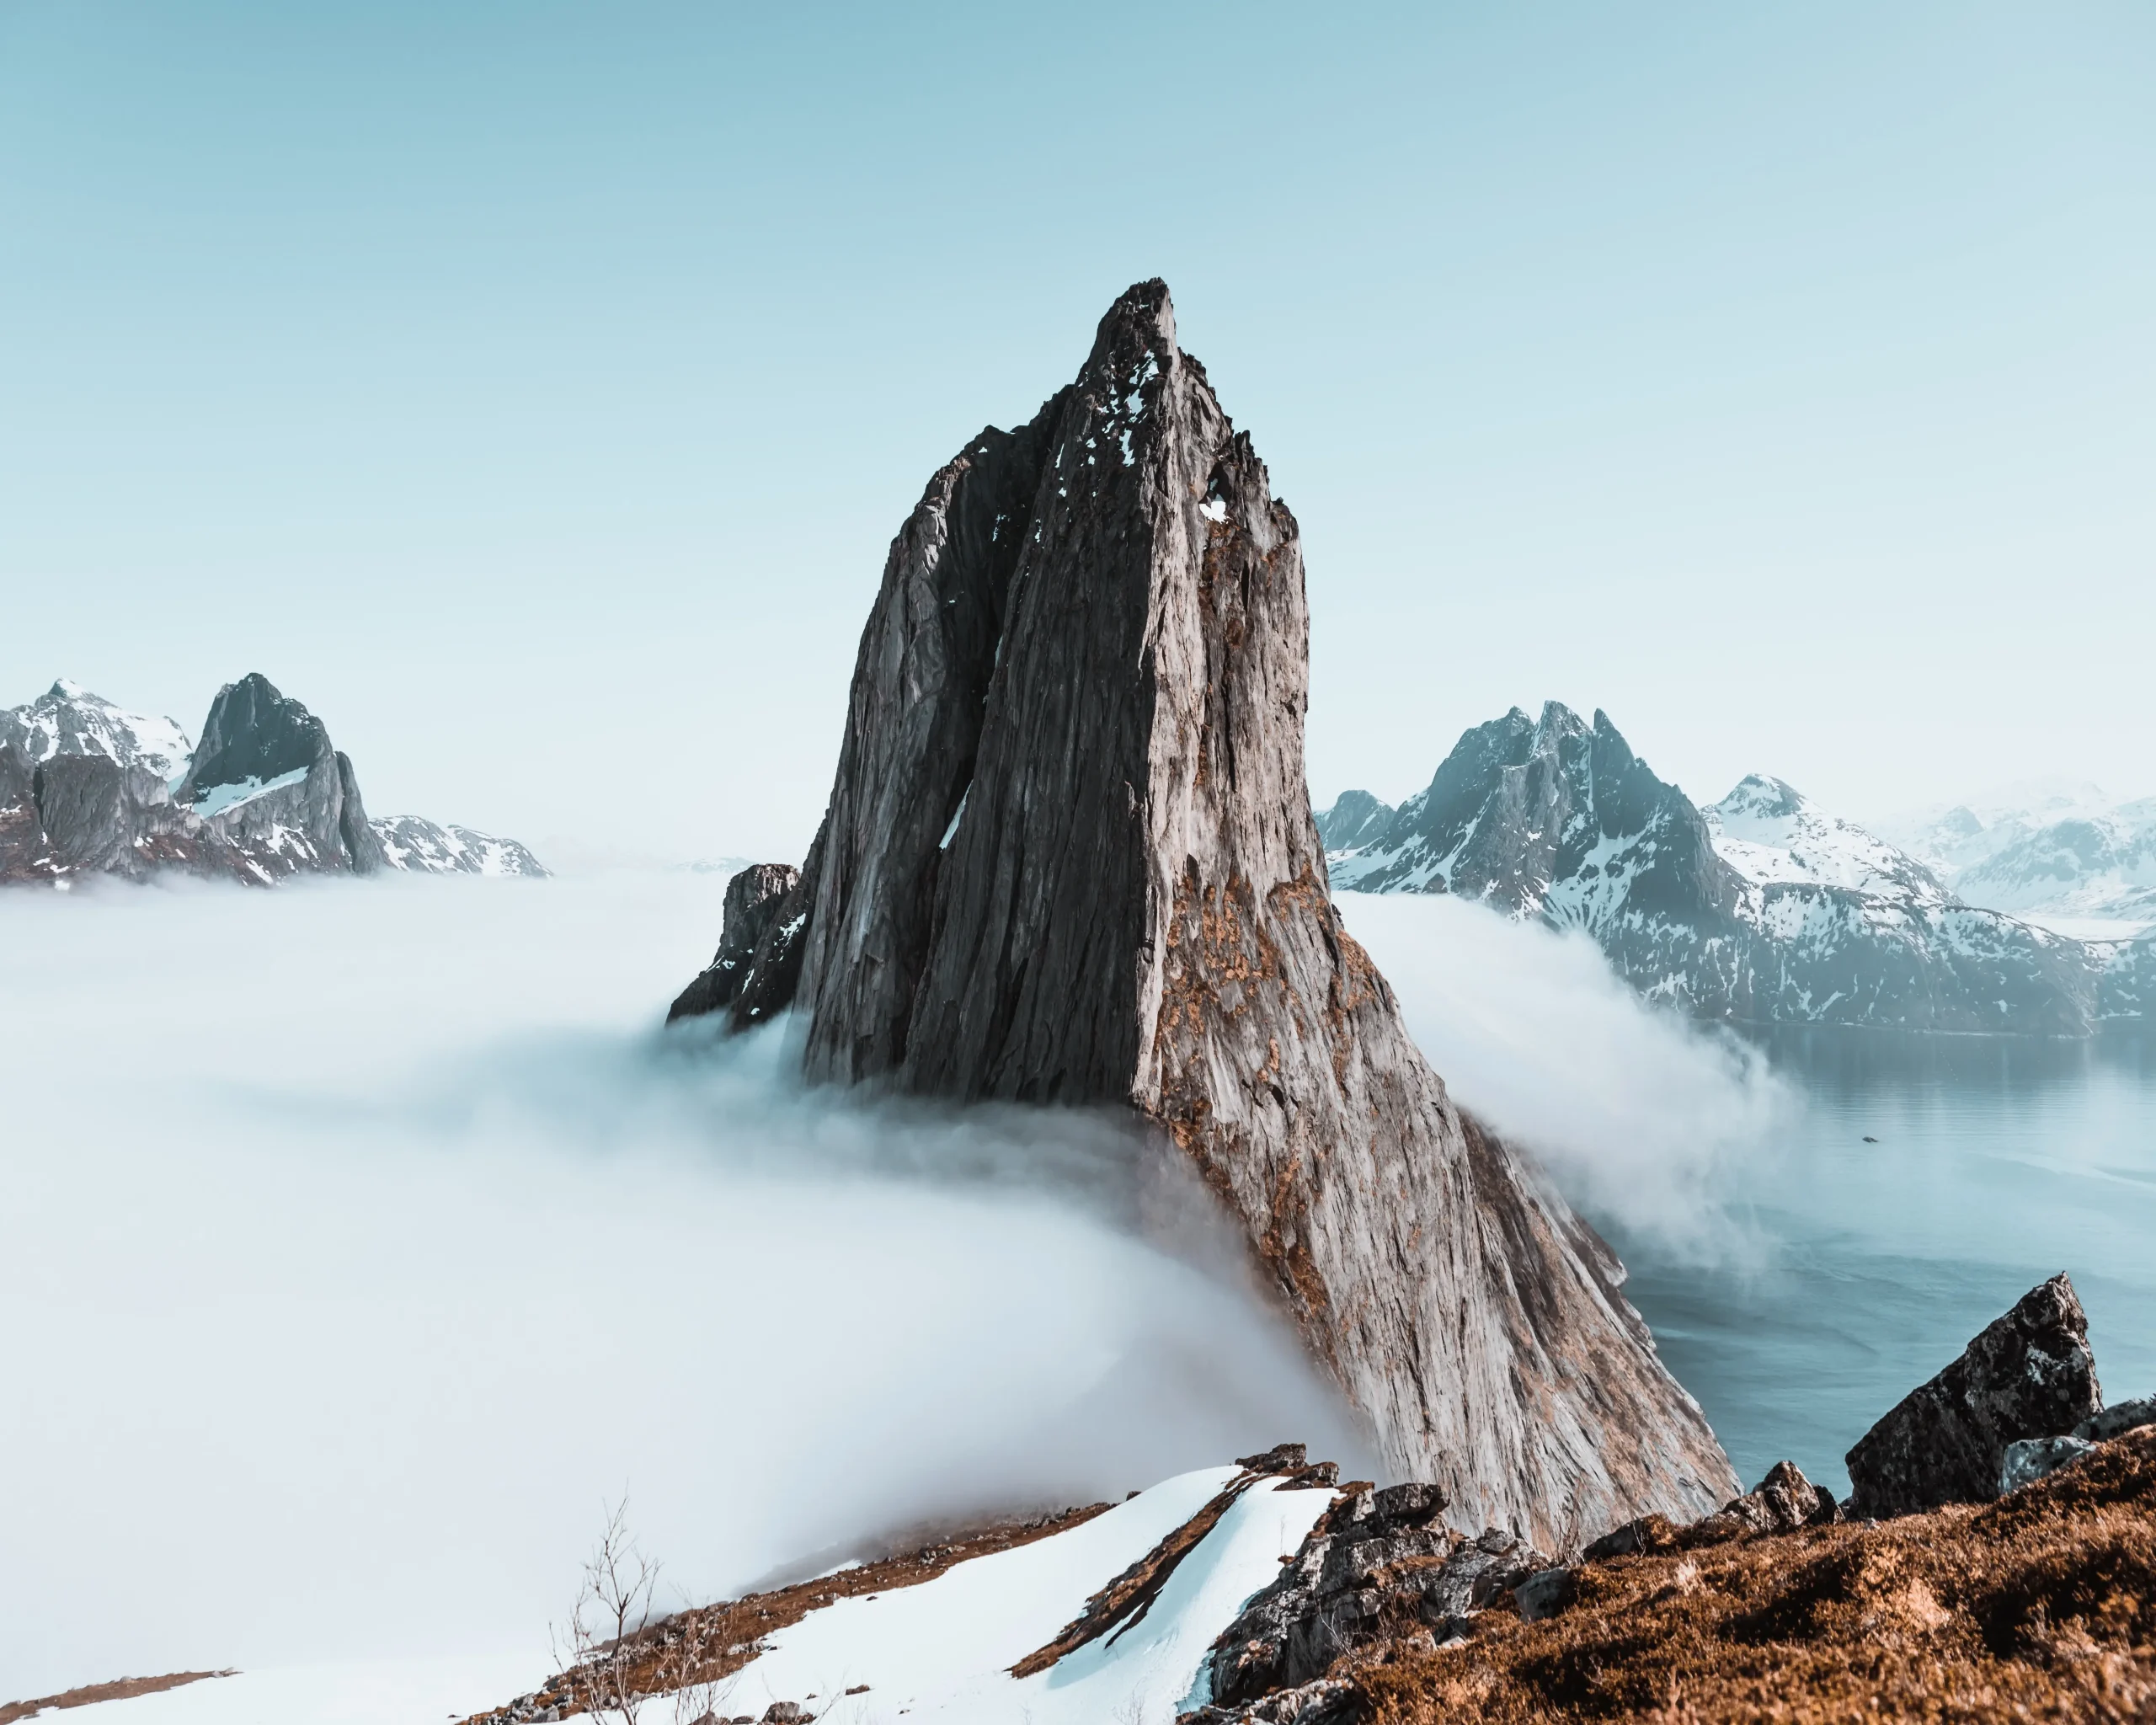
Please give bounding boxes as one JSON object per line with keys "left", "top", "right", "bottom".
{"left": 1877, "top": 782, "right": 2156, "bottom": 932}
{"left": 372, "top": 814, "right": 548, "bottom": 878}
{"left": 1704, "top": 774, "right": 1948, "bottom": 908}
{"left": 188, "top": 766, "right": 312, "bottom": 819}
{"left": 1, "top": 679, "right": 195, "bottom": 782}
{"left": 672, "top": 1466, "right": 1331, "bottom": 1725}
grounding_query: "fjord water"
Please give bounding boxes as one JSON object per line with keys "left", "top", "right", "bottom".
{"left": 1615, "top": 1028, "right": 2156, "bottom": 1498}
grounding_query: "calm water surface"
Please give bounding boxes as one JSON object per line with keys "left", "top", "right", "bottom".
{"left": 1614, "top": 1029, "right": 2156, "bottom": 1498}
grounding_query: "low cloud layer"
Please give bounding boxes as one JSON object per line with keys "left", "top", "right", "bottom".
{"left": 0, "top": 873, "right": 1360, "bottom": 1698}
{"left": 1337, "top": 890, "right": 1787, "bottom": 1254}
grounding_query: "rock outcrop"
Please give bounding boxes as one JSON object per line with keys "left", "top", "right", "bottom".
{"left": 672, "top": 280, "right": 1737, "bottom": 1540}
{"left": 0, "top": 675, "right": 546, "bottom": 887}
{"left": 1203, "top": 1481, "right": 1547, "bottom": 1709}
{"left": 176, "top": 672, "right": 385, "bottom": 878}
{"left": 668, "top": 862, "right": 804, "bottom": 1026}
{"left": 1844, "top": 1274, "right": 2101, "bottom": 1519}
{"left": 1321, "top": 703, "right": 2121, "bottom": 1034}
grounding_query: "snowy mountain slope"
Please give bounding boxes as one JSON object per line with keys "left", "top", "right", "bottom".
{"left": 1876, "top": 782, "right": 2156, "bottom": 937}
{"left": 0, "top": 676, "right": 546, "bottom": 888}
{"left": 372, "top": 815, "right": 547, "bottom": 878}
{"left": 1951, "top": 802, "right": 2156, "bottom": 935}
{"left": 1317, "top": 706, "right": 2136, "bottom": 1034}
{"left": 0, "top": 678, "right": 193, "bottom": 783}
{"left": 1704, "top": 776, "right": 1949, "bottom": 907}
{"left": 55, "top": 1657, "right": 540, "bottom": 1725}
{"left": 682, "top": 1466, "right": 1333, "bottom": 1725}
{"left": 1879, "top": 778, "right": 2113, "bottom": 879}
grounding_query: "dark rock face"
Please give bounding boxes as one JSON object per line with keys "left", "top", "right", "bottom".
{"left": 178, "top": 673, "right": 381, "bottom": 878}
{"left": 1204, "top": 1482, "right": 1545, "bottom": 1706}
{"left": 0, "top": 742, "right": 58, "bottom": 882}
{"left": 669, "top": 863, "right": 804, "bottom": 1026}
{"left": 33, "top": 754, "right": 137, "bottom": 873}
{"left": 671, "top": 280, "right": 1737, "bottom": 1541}
{"left": 1845, "top": 1274, "right": 2102, "bottom": 1519}
{"left": 1326, "top": 702, "right": 2117, "bottom": 1034}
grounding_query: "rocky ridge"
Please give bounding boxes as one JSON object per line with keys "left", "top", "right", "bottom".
{"left": 0, "top": 674, "right": 544, "bottom": 886}
{"left": 670, "top": 281, "right": 1736, "bottom": 1542}
{"left": 1320, "top": 702, "right": 2148, "bottom": 1034}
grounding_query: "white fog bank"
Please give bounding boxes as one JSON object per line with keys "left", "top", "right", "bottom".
{"left": 1336, "top": 891, "right": 1787, "bottom": 1253}
{"left": 0, "top": 873, "right": 1360, "bottom": 1701}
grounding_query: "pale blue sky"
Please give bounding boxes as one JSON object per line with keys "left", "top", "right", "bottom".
{"left": 3, "top": 2, "right": 2150, "bottom": 859}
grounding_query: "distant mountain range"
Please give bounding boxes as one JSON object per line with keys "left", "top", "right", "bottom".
{"left": 0, "top": 675, "right": 544, "bottom": 887}
{"left": 1876, "top": 784, "right": 2156, "bottom": 938}
{"left": 1319, "top": 703, "right": 2150, "bottom": 1036}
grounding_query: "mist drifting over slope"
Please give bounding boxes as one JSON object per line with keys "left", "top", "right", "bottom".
{"left": 0, "top": 873, "right": 1358, "bottom": 1698}
{"left": 1336, "top": 890, "right": 1787, "bottom": 1254}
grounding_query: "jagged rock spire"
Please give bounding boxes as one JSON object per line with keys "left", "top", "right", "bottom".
{"left": 672, "top": 280, "right": 1737, "bottom": 1538}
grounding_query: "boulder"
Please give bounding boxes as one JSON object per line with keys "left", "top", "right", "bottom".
{"left": 2077, "top": 1396, "right": 2156, "bottom": 1444}
{"left": 1581, "top": 1514, "right": 1682, "bottom": 1562}
{"left": 1683, "top": 1460, "right": 1838, "bottom": 1545}
{"left": 1513, "top": 1566, "right": 1577, "bottom": 1622}
{"left": 2000, "top": 1434, "right": 2100, "bottom": 1493}
{"left": 670, "top": 279, "right": 1737, "bottom": 1540}
{"left": 1204, "top": 1482, "right": 1545, "bottom": 1706}
{"left": 1844, "top": 1274, "right": 2101, "bottom": 1519}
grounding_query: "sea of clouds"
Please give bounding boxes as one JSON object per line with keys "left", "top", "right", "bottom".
{"left": 0, "top": 868, "right": 1779, "bottom": 1699}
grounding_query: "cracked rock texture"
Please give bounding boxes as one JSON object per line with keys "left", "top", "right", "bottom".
{"left": 672, "top": 280, "right": 1737, "bottom": 1541}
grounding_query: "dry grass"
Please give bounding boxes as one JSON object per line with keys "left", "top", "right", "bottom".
{"left": 1351, "top": 1428, "right": 2156, "bottom": 1723}
{"left": 0, "top": 1671, "right": 233, "bottom": 1722}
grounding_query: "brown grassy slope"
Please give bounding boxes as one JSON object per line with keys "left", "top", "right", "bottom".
{"left": 1353, "top": 1427, "right": 2156, "bottom": 1723}
{"left": 0, "top": 1671, "right": 232, "bottom": 1722}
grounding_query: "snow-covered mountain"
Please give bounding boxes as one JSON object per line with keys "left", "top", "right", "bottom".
{"left": 372, "top": 814, "right": 546, "bottom": 877}
{"left": 1878, "top": 784, "right": 2156, "bottom": 939}
{"left": 0, "top": 677, "right": 193, "bottom": 783}
{"left": 1704, "top": 775, "right": 1950, "bottom": 906}
{"left": 1320, "top": 704, "right": 2147, "bottom": 1036}
{"left": 0, "top": 675, "right": 546, "bottom": 887}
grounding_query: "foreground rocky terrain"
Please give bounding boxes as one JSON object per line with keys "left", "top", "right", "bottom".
{"left": 1320, "top": 702, "right": 2152, "bottom": 1035}
{"left": 0, "top": 675, "right": 543, "bottom": 885}
{"left": 670, "top": 279, "right": 1734, "bottom": 1541}
{"left": 470, "top": 1279, "right": 2153, "bottom": 1725}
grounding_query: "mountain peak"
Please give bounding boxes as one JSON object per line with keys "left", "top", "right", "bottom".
{"left": 670, "top": 287, "right": 1737, "bottom": 1539}
{"left": 1094, "top": 276, "right": 1176, "bottom": 356}
{"left": 1713, "top": 773, "right": 1808, "bottom": 820}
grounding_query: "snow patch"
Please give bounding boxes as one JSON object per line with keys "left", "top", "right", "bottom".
{"left": 189, "top": 766, "right": 311, "bottom": 818}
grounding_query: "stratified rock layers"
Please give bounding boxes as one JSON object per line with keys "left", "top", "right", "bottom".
{"left": 686, "top": 280, "right": 1737, "bottom": 1537}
